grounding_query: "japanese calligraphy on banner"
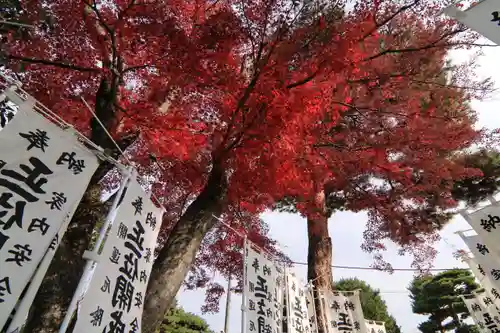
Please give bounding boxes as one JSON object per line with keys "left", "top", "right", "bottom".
{"left": 462, "top": 292, "right": 500, "bottom": 332}
{"left": 305, "top": 287, "right": 318, "bottom": 333}
{"left": 322, "top": 290, "right": 367, "bottom": 333}
{"left": 0, "top": 104, "right": 99, "bottom": 328}
{"left": 243, "top": 241, "right": 284, "bottom": 333}
{"left": 463, "top": 254, "right": 500, "bottom": 309}
{"left": 285, "top": 271, "right": 310, "bottom": 333}
{"left": 73, "top": 179, "right": 163, "bottom": 333}
{"left": 443, "top": 0, "right": 500, "bottom": 46}
{"left": 463, "top": 206, "right": 500, "bottom": 255}
{"left": 461, "top": 234, "right": 500, "bottom": 298}
{"left": 365, "top": 321, "right": 386, "bottom": 333}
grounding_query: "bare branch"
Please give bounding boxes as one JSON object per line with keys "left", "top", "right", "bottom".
{"left": 7, "top": 55, "right": 101, "bottom": 72}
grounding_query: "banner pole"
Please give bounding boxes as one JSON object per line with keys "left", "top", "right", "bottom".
{"left": 241, "top": 237, "right": 247, "bottom": 333}
{"left": 59, "top": 167, "right": 132, "bottom": 333}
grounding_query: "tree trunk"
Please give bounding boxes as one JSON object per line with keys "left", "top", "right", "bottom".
{"left": 142, "top": 165, "right": 227, "bottom": 333}
{"left": 307, "top": 189, "right": 333, "bottom": 333}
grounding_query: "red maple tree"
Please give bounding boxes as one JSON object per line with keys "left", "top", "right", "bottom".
{"left": 3, "top": 0, "right": 495, "bottom": 332}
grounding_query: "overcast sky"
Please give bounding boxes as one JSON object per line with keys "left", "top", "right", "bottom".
{"left": 177, "top": 40, "right": 500, "bottom": 333}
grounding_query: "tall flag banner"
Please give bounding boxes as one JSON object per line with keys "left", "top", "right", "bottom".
{"left": 305, "top": 287, "right": 318, "bottom": 333}
{"left": 243, "top": 241, "right": 284, "bottom": 333}
{"left": 365, "top": 321, "right": 386, "bottom": 333}
{"left": 0, "top": 102, "right": 99, "bottom": 329}
{"left": 72, "top": 179, "right": 163, "bottom": 333}
{"left": 462, "top": 207, "right": 500, "bottom": 255}
{"left": 285, "top": 271, "right": 310, "bottom": 333}
{"left": 443, "top": 0, "right": 500, "bottom": 46}
{"left": 462, "top": 291, "right": 500, "bottom": 332}
{"left": 322, "top": 290, "right": 367, "bottom": 333}
{"left": 463, "top": 255, "right": 500, "bottom": 309}
{"left": 460, "top": 233, "right": 500, "bottom": 298}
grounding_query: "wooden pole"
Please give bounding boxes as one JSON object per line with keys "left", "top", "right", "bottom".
{"left": 224, "top": 276, "right": 232, "bottom": 333}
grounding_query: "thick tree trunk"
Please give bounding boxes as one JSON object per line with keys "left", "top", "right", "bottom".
{"left": 307, "top": 189, "right": 333, "bottom": 333}
{"left": 142, "top": 165, "right": 227, "bottom": 333}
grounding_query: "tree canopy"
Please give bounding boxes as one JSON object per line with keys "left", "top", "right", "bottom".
{"left": 408, "top": 269, "right": 481, "bottom": 333}
{"left": 334, "top": 278, "right": 401, "bottom": 333}
{"left": 155, "top": 300, "right": 215, "bottom": 333}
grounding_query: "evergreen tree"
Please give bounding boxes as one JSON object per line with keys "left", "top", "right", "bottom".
{"left": 408, "top": 269, "right": 481, "bottom": 333}
{"left": 155, "top": 301, "right": 215, "bottom": 333}
{"left": 334, "top": 278, "right": 401, "bottom": 333}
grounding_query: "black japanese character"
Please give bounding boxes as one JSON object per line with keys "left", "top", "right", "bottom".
{"left": 135, "top": 292, "right": 143, "bottom": 307}
{"left": 255, "top": 276, "right": 268, "bottom": 298}
{"left": 331, "top": 300, "right": 340, "bottom": 311}
{"left": 125, "top": 220, "right": 145, "bottom": 258}
{"left": 495, "top": 315, "right": 500, "bottom": 325}
{"left": 106, "top": 310, "right": 125, "bottom": 333}
{"left": 146, "top": 212, "right": 156, "bottom": 230}
{"left": 90, "top": 306, "right": 104, "bottom": 326}
{"left": 145, "top": 248, "right": 152, "bottom": 264}
{"left": 344, "top": 300, "right": 355, "bottom": 311}
{"left": 110, "top": 246, "right": 121, "bottom": 264}
{"left": 257, "top": 298, "right": 266, "bottom": 315}
{"left": 263, "top": 264, "right": 271, "bottom": 276}
{"left": 0, "top": 276, "right": 11, "bottom": 303}
{"left": 120, "top": 252, "right": 139, "bottom": 282}
{"left": 249, "top": 320, "right": 256, "bottom": 331}
{"left": 477, "top": 243, "right": 490, "bottom": 255}
{"left": 0, "top": 157, "right": 53, "bottom": 202}
{"left": 492, "top": 11, "right": 500, "bottom": 26}
{"left": 337, "top": 313, "right": 353, "bottom": 331}
{"left": 484, "top": 312, "right": 499, "bottom": 331}
{"left": 354, "top": 321, "right": 360, "bottom": 330}
{"left": 20, "top": 129, "right": 49, "bottom": 152}
{"left": 471, "top": 303, "right": 481, "bottom": 312}
{"left": 493, "top": 288, "right": 500, "bottom": 299}
{"left": 56, "top": 152, "right": 85, "bottom": 175}
{"left": 492, "top": 269, "right": 500, "bottom": 281}
{"left": 101, "top": 276, "right": 111, "bottom": 293}
{"left": 291, "top": 282, "right": 296, "bottom": 292}
{"left": 252, "top": 258, "right": 260, "bottom": 273}
{"left": 249, "top": 281, "right": 255, "bottom": 293}
{"left": 484, "top": 297, "right": 494, "bottom": 306}
{"left": 258, "top": 316, "right": 270, "bottom": 333}
{"left": 140, "top": 270, "right": 148, "bottom": 283}
{"left": 131, "top": 196, "right": 143, "bottom": 215}
{"left": 45, "top": 192, "right": 67, "bottom": 210}
{"left": 249, "top": 299, "right": 256, "bottom": 311}
{"left": 479, "top": 264, "right": 486, "bottom": 276}
{"left": 6, "top": 243, "right": 32, "bottom": 266}
{"left": 331, "top": 321, "right": 338, "bottom": 328}
{"left": 293, "top": 297, "right": 303, "bottom": 319}
{"left": 112, "top": 275, "right": 135, "bottom": 313}
{"left": 266, "top": 308, "right": 272, "bottom": 318}
{"left": 0, "top": 193, "right": 25, "bottom": 230}
{"left": 480, "top": 215, "right": 500, "bottom": 232}
{"left": 298, "top": 288, "right": 304, "bottom": 297}
{"left": 0, "top": 231, "right": 9, "bottom": 250}
{"left": 117, "top": 222, "right": 128, "bottom": 239}
{"left": 129, "top": 317, "right": 139, "bottom": 333}
{"left": 28, "top": 217, "right": 49, "bottom": 235}
{"left": 295, "top": 317, "right": 304, "bottom": 333}
{"left": 49, "top": 234, "right": 58, "bottom": 250}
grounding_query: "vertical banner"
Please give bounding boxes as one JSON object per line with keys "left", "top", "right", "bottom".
{"left": 305, "top": 287, "right": 318, "bottom": 333}
{"left": 462, "top": 208, "right": 500, "bottom": 255}
{"left": 322, "top": 290, "right": 367, "bottom": 333}
{"left": 285, "top": 271, "right": 310, "bottom": 333}
{"left": 443, "top": 0, "right": 500, "bottom": 46}
{"left": 0, "top": 101, "right": 99, "bottom": 329}
{"left": 463, "top": 255, "right": 500, "bottom": 310}
{"left": 243, "top": 241, "right": 284, "bottom": 333}
{"left": 462, "top": 292, "right": 500, "bottom": 332}
{"left": 365, "top": 321, "right": 386, "bottom": 333}
{"left": 460, "top": 233, "right": 500, "bottom": 300}
{"left": 73, "top": 179, "right": 163, "bottom": 333}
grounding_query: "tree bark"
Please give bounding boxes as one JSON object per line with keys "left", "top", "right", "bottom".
{"left": 307, "top": 189, "right": 334, "bottom": 333}
{"left": 142, "top": 165, "right": 227, "bottom": 333}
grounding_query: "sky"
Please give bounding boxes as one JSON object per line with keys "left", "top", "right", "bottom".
{"left": 176, "top": 41, "right": 500, "bottom": 333}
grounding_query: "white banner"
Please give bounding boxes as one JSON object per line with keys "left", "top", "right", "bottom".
{"left": 285, "top": 271, "right": 310, "bottom": 333}
{"left": 462, "top": 292, "right": 500, "bottom": 332}
{"left": 0, "top": 102, "right": 99, "bottom": 328}
{"left": 462, "top": 207, "right": 500, "bottom": 255}
{"left": 73, "top": 179, "right": 163, "bottom": 333}
{"left": 464, "top": 255, "right": 500, "bottom": 310}
{"left": 323, "top": 290, "right": 367, "bottom": 333}
{"left": 443, "top": 0, "right": 500, "bottom": 46}
{"left": 365, "top": 321, "right": 386, "bottom": 333}
{"left": 243, "top": 241, "right": 284, "bottom": 333}
{"left": 461, "top": 234, "right": 500, "bottom": 299}
{"left": 305, "top": 287, "right": 318, "bottom": 333}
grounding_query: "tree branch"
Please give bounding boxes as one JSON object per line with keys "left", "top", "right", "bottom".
{"left": 7, "top": 55, "right": 101, "bottom": 72}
